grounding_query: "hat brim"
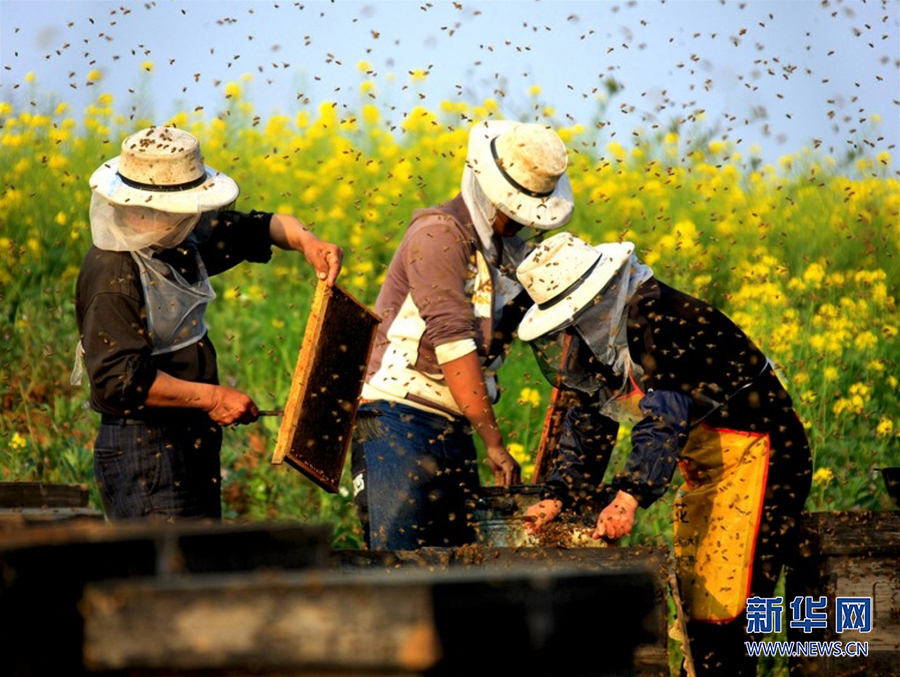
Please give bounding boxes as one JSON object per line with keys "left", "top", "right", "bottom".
{"left": 90, "top": 157, "right": 239, "bottom": 214}
{"left": 517, "top": 242, "right": 634, "bottom": 342}
{"left": 467, "top": 121, "right": 574, "bottom": 230}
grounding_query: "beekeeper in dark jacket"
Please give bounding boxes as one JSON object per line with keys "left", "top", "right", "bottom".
{"left": 74, "top": 126, "right": 342, "bottom": 520}
{"left": 518, "top": 232, "right": 811, "bottom": 677}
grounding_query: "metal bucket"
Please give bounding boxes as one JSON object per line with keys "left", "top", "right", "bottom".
{"left": 471, "top": 484, "right": 605, "bottom": 548}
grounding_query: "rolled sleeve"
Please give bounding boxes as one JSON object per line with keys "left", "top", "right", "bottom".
{"left": 435, "top": 338, "right": 478, "bottom": 365}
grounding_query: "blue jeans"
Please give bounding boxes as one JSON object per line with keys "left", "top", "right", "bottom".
{"left": 351, "top": 401, "right": 479, "bottom": 550}
{"left": 93, "top": 412, "right": 223, "bottom": 520}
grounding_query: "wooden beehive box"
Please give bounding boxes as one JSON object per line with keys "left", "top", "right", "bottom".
{"left": 79, "top": 546, "right": 666, "bottom": 676}
{"left": 271, "top": 281, "right": 380, "bottom": 492}
{"left": 787, "top": 510, "right": 900, "bottom": 676}
{"left": 0, "top": 482, "right": 102, "bottom": 529}
{"left": 1, "top": 522, "right": 668, "bottom": 676}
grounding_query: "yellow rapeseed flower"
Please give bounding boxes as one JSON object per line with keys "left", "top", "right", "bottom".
{"left": 812, "top": 467, "right": 834, "bottom": 484}
{"left": 606, "top": 141, "right": 626, "bottom": 163}
{"left": 224, "top": 82, "right": 242, "bottom": 99}
{"left": 854, "top": 331, "right": 878, "bottom": 350}
{"left": 876, "top": 416, "right": 894, "bottom": 438}
{"left": 141, "top": 60, "right": 154, "bottom": 72}
{"left": 517, "top": 387, "right": 542, "bottom": 408}
{"left": 507, "top": 443, "right": 526, "bottom": 459}
{"left": 25, "top": 72, "right": 35, "bottom": 83}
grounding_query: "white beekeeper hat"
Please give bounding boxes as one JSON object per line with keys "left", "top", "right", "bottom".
{"left": 516, "top": 232, "right": 635, "bottom": 341}
{"left": 89, "top": 126, "right": 239, "bottom": 214}
{"left": 466, "top": 120, "right": 574, "bottom": 229}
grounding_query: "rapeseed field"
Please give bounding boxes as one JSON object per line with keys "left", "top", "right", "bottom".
{"left": 1, "top": 78, "right": 898, "bottom": 547}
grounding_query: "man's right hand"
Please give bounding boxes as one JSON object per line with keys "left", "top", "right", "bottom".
{"left": 207, "top": 385, "right": 259, "bottom": 426}
{"left": 524, "top": 498, "right": 563, "bottom": 535}
{"left": 485, "top": 444, "right": 522, "bottom": 487}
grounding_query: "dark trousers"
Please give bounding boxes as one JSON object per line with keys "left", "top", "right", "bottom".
{"left": 351, "top": 401, "right": 480, "bottom": 550}
{"left": 93, "top": 412, "right": 223, "bottom": 520}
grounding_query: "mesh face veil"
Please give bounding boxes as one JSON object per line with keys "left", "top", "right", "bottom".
{"left": 88, "top": 193, "right": 215, "bottom": 356}
{"left": 461, "top": 165, "right": 503, "bottom": 262}
{"left": 528, "top": 253, "right": 653, "bottom": 416}
{"left": 90, "top": 192, "right": 202, "bottom": 253}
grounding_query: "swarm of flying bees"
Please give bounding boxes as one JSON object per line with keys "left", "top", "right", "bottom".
{"left": 2, "top": 1, "right": 898, "bottom": 564}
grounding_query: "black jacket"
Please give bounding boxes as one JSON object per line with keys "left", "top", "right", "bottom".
{"left": 544, "top": 278, "right": 805, "bottom": 510}
{"left": 75, "top": 210, "right": 274, "bottom": 417}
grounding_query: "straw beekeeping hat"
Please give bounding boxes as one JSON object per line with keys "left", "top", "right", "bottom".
{"left": 89, "top": 126, "right": 239, "bottom": 214}
{"left": 466, "top": 120, "right": 573, "bottom": 229}
{"left": 516, "top": 232, "right": 635, "bottom": 341}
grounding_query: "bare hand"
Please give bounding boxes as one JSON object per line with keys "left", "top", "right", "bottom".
{"left": 207, "top": 385, "right": 259, "bottom": 426}
{"left": 524, "top": 498, "right": 563, "bottom": 535}
{"left": 593, "top": 490, "right": 639, "bottom": 541}
{"left": 485, "top": 444, "right": 521, "bottom": 487}
{"left": 303, "top": 237, "right": 343, "bottom": 287}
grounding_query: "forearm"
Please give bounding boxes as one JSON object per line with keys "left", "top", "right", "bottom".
{"left": 144, "top": 371, "right": 216, "bottom": 411}
{"left": 614, "top": 389, "right": 691, "bottom": 507}
{"left": 268, "top": 213, "right": 342, "bottom": 286}
{"left": 545, "top": 399, "right": 619, "bottom": 510}
{"left": 441, "top": 348, "right": 520, "bottom": 486}
{"left": 268, "top": 213, "right": 315, "bottom": 252}
{"left": 144, "top": 371, "right": 259, "bottom": 426}
{"left": 440, "top": 349, "right": 503, "bottom": 448}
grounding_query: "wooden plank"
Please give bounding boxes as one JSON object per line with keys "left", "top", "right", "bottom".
{"left": 272, "top": 281, "right": 380, "bottom": 493}
{"left": 333, "top": 545, "right": 670, "bottom": 677}
{"left": 82, "top": 572, "right": 439, "bottom": 673}
{"left": 0, "top": 522, "right": 332, "bottom": 676}
{"left": 0, "top": 521, "right": 331, "bottom": 572}
{"left": 0, "top": 482, "right": 89, "bottom": 508}
{"left": 800, "top": 511, "right": 900, "bottom": 556}
{"left": 81, "top": 564, "right": 661, "bottom": 675}
{"left": 530, "top": 333, "right": 576, "bottom": 484}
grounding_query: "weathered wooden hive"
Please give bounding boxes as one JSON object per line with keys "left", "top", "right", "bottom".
{"left": 0, "top": 518, "right": 669, "bottom": 677}
{"left": 787, "top": 510, "right": 900, "bottom": 677}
